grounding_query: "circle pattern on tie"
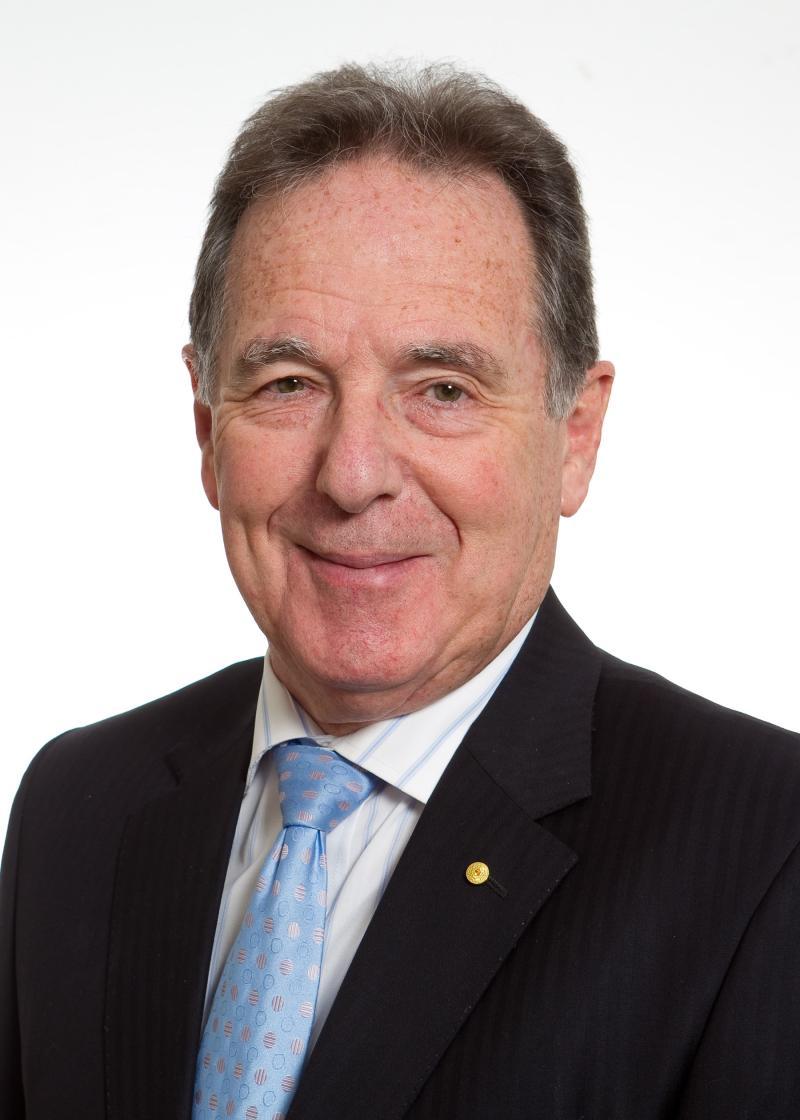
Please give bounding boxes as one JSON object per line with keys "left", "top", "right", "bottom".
{"left": 192, "top": 740, "right": 378, "bottom": 1119}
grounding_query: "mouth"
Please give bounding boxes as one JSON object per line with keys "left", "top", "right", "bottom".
{"left": 297, "top": 546, "right": 427, "bottom": 587}
{"left": 307, "top": 549, "right": 419, "bottom": 568}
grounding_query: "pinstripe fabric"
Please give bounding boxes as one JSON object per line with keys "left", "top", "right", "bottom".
{"left": 203, "top": 614, "right": 536, "bottom": 1043}
{"left": 394, "top": 665, "right": 800, "bottom": 1120}
{"left": 4, "top": 590, "right": 800, "bottom": 1119}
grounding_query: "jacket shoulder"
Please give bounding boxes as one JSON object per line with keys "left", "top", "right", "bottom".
{"left": 598, "top": 649, "right": 800, "bottom": 754}
{"left": 593, "top": 650, "right": 800, "bottom": 842}
{"left": 21, "top": 658, "right": 264, "bottom": 806}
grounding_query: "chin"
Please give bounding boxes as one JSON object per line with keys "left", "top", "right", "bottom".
{"left": 274, "top": 625, "right": 443, "bottom": 708}
{"left": 310, "top": 646, "right": 428, "bottom": 695}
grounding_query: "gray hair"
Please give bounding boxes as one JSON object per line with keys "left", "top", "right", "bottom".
{"left": 188, "top": 62, "right": 598, "bottom": 418}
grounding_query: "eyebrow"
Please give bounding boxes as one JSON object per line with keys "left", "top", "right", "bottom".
{"left": 397, "top": 342, "right": 507, "bottom": 385}
{"left": 232, "top": 335, "right": 325, "bottom": 389}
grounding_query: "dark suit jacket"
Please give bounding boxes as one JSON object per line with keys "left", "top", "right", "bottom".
{"left": 3, "top": 590, "right": 800, "bottom": 1118}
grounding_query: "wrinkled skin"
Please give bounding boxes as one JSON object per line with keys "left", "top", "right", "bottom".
{"left": 186, "top": 158, "right": 613, "bottom": 733}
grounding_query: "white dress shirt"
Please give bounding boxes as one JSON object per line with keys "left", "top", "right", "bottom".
{"left": 203, "top": 613, "right": 536, "bottom": 1046}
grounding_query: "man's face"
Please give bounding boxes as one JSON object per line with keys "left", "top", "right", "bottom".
{"left": 190, "top": 158, "right": 611, "bottom": 731}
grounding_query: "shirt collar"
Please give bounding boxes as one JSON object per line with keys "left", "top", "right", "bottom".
{"left": 248, "top": 612, "right": 536, "bottom": 805}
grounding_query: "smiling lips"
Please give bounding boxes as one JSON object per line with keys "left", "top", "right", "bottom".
{"left": 309, "top": 549, "right": 419, "bottom": 568}
{"left": 299, "top": 546, "right": 425, "bottom": 586}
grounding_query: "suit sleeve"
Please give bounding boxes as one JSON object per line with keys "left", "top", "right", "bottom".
{"left": 0, "top": 767, "right": 31, "bottom": 1117}
{"left": 676, "top": 837, "right": 800, "bottom": 1119}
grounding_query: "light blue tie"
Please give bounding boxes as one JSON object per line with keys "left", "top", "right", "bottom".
{"left": 193, "top": 740, "right": 378, "bottom": 1120}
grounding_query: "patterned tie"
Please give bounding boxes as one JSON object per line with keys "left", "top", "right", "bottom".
{"left": 192, "top": 740, "right": 378, "bottom": 1120}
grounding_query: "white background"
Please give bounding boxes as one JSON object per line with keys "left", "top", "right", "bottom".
{"left": 1, "top": 0, "right": 798, "bottom": 839}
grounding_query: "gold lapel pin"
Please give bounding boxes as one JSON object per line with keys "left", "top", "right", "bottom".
{"left": 465, "top": 861, "right": 507, "bottom": 897}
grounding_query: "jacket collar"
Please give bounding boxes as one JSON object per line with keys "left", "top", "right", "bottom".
{"left": 465, "top": 585, "right": 597, "bottom": 818}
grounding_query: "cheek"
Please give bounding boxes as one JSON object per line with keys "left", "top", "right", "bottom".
{"left": 214, "top": 429, "right": 307, "bottom": 520}
{"left": 449, "top": 444, "right": 561, "bottom": 556}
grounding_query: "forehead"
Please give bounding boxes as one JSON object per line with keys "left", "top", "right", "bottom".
{"left": 224, "top": 157, "right": 537, "bottom": 352}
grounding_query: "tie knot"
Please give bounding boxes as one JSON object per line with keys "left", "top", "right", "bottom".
{"left": 273, "top": 739, "right": 378, "bottom": 833}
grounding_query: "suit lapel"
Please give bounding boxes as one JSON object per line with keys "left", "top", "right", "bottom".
{"left": 104, "top": 662, "right": 261, "bottom": 1120}
{"left": 290, "top": 590, "right": 600, "bottom": 1120}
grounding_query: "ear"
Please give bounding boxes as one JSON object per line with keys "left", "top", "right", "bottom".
{"left": 182, "top": 344, "right": 219, "bottom": 511}
{"left": 560, "top": 360, "right": 614, "bottom": 517}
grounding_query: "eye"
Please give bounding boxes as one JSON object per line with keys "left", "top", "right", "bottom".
{"left": 266, "top": 376, "right": 306, "bottom": 395}
{"left": 427, "top": 382, "right": 466, "bottom": 404}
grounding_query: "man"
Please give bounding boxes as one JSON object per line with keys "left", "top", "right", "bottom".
{"left": 2, "top": 63, "right": 799, "bottom": 1120}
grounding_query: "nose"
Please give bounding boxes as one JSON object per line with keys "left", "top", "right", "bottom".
{"left": 315, "top": 395, "right": 404, "bottom": 514}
